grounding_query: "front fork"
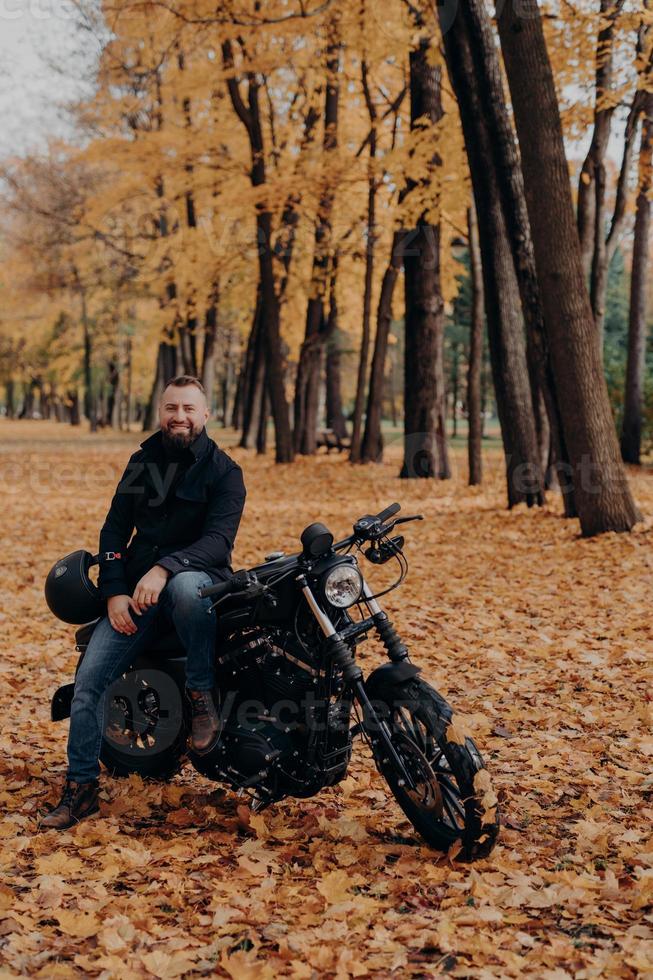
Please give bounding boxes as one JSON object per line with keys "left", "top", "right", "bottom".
{"left": 296, "top": 574, "right": 417, "bottom": 789}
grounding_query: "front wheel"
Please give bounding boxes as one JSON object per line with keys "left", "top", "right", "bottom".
{"left": 365, "top": 676, "right": 500, "bottom": 860}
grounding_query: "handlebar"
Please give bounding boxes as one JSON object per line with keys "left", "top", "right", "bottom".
{"left": 334, "top": 504, "right": 423, "bottom": 550}
{"left": 375, "top": 501, "right": 401, "bottom": 524}
{"left": 198, "top": 580, "right": 232, "bottom": 600}
{"left": 200, "top": 505, "right": 422, "bottom": 600}
{"left": 198, "top": 569, "right": 254, "bottom": 599}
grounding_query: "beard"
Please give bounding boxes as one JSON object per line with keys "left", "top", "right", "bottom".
{"left": 161, "top": 420, "right": 201, "bottom": 453}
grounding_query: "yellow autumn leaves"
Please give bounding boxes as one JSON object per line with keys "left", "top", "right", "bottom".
{"left": 1, "top": 422, "right": 652, "bottom": 976}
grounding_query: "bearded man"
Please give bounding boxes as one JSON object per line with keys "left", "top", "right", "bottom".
{"left": 41, "top": 375, "right": 246, "bottom": 830}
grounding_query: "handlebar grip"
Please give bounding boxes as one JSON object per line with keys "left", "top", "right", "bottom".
{"left": 198, "top": 579, "right": 232, "bottom": 600}
{"left": 375, "top": 502, "right": 401, "bottom": 524}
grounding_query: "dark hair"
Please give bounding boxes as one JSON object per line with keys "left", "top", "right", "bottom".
{"left": 162, "top": 375, "right": 206, "bottom": 396}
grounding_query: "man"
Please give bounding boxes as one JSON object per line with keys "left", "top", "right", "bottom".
{"left": 41, "top": 375, "right": 246, "bottom": 830}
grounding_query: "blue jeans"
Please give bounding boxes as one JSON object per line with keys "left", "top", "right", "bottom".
{"left": 66, "top": 571, "right": 215, "bottom": 783}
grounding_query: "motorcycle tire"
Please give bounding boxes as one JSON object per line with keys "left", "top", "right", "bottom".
{"left": 366, "top": 675, "right": 500, "bottom": 860}
{"left": 99, "top": 655, "right": 188, "bottom": 780}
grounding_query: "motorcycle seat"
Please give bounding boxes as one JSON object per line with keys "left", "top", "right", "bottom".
{"left": 74, "top": 620, "right": 184, "bottom": 656}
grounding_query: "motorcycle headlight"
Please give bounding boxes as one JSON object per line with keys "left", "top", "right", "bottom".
{"left": 322, "top": 564, "right": 363, "bottom": 608}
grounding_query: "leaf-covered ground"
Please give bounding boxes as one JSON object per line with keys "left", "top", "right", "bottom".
{"left": 1, "top": 421, "right": 652, "bottom": 978}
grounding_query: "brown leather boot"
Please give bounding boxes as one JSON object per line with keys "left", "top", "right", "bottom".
{"left": 187, "top": 689, "right": 221, "bottom": 754}
{"left": 39, "top": 779, "right": 99, "bottom": 831}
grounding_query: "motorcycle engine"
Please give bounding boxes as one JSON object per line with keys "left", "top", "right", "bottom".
{"left": 192, "top": 634, "right": 343, "bottom": 799}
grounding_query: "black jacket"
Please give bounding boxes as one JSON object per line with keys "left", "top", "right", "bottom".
{"left": 98, "top": 428, "right": 246, "bottom": 599}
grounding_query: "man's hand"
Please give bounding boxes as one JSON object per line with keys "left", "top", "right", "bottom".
{"left": 107, "top": 595, "right": 140, "bottom": 635}
{"left": 132, "top": 565, "right": 170, "bottom": 614}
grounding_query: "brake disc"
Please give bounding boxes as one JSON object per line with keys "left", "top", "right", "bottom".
{"left": 393, "top": 732, "right": 444, "bottom": 818}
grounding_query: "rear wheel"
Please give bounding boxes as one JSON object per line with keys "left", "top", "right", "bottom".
{"left": 366, "top": 676, "right": 499, "bottom": 860}
{"left": 99, "top": 656, "right": 188, "bottom": 779}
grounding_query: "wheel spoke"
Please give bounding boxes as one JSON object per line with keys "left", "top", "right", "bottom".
{"left": 432, "top": 750, "right": 452, "bottom": 773}
{"left": 441, "top": 790, "right": 464, "bottom": 829}
{"left": 440, "top": 782, "right": 465, "bottom": 814}
{"left": 396, "top": 707, "right": 424, "bottom": 750}
{"left": 423, "top": 726, "right": 438, "bottom": 760}
{"left": 424, "top": 745, "right": 444, "bottom": 767}
{"left": 440, "top": 790, "right": 466, "bottom": 826}
{"left": 437, "top": 772, "right": 464, "bottom": 804}
{"left": 416, "top": 718, "right": 434, "bottom": 757}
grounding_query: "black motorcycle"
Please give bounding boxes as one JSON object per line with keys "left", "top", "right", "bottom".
{"left": 51, "top": 502, "right": 499, "bottom": 860}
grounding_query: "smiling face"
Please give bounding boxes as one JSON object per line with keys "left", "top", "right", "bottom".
{"left": 159, "top": 383, "right": 209, "bottom": 452}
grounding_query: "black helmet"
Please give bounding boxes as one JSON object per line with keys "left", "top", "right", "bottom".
{"left": 45, "top": 550, "right": 105, "bottom": 624}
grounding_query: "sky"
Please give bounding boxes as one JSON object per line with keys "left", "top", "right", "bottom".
{"left": 0, "top": 1, "right": 628, "bottom": 166}
{"left": 0, "top": 0, "right": 95, "bottom": 157}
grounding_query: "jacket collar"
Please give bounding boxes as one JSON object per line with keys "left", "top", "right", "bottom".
{"left": 140, "top": 426, "right": 210, "bottom": 461}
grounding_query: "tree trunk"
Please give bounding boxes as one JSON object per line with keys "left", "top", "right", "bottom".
{"left": 235, "top": 290, "right": 261, "bottom": 437}
{"left": 108, "top": 358, "right": 121, "bottom": 429}
{"left": 439, "top": 4, "right": 543, "bottom": 504}
{"left": 179, "top": 316, "right": 198, "bottom": 376}
{"left": 325, "top": 340, "right": 347, "bottom": 440}
{"left": 467, "top": 204, "right": 484, "bottom": 485}
{"left": 222, "top": 41, "right": 293, "bottom": 462}
{"left": 39, "top": 382, "right": 49, "bottom": 420}
{"left": 177, "top": 52, "right": 201, "bottom": 381}
{"left": 389, "top": 359, "right": 398, "bottom": 427}
{"left": 325, "top": 273, "right": 348, "bottom": 443}
{"left": 143, "top": 75, "right": 181, "bottom": 434}
{"left": 400, "top": 32, "right": 450, "bottom": 481}
{"left": 68, "top": 389, "right": 81, "bottom": 426}
{"left": 144, "top": 278, "right": 180, "bottom": 430}
{"left": 202, "top": 291, "right": 218, "bottom": 415}
{"left": 77, "top": 282, "right": 97, "bottom": 433}
{"left": 253, "top": 216, "right": 291, "bottom": 459}
{"left": 257, "top": 378, "right": 269, "bottom": 455}
{"left": 361, "top": 230, "right": 403, "bottom": 463}
{"left": 5, "top": 380, "right": 15, "bottom": 419}
{"left": 593, "top": 20, "right": 650, "bottom": 344}
{"left": 401, "top": 220, "right": 451, "bottom": 479}
{"left": 577, "top": 0, "right": 623, "bottom": 283}
{"left": 497, "top": 0, "right": 639, "bottom": 534}
{"left": 125, "top": 336, "right": 133, "bottom": 430}
{"left": 275, "top": 96, "right": 321, "bottom": 302}
{"left": 451, "top": 343, "right": 459, "bottom": 438}
{"left": 54, "top": 394, "right": 65, "bottom": 422}
{"left": 241, "top": 302, "right": 266, "bottom": 449}
{"left": 621, "top": 97, "right": 652, "bottom": 464}
{"left": 231, "top": 359, "right": 244, "bottom": 431}
{"left": 19, "top": 378, "right": 36, "bottom": 419}
{"left": 293, "top": 37, "right": 341, "bottom": 456}
{"left": 480, "top": 358, "right": 489, "bottom": 439}
{"left": 444, "top": 0, "right": 576, "bottom": 506}
{"left": 350, "top": 59, "right": 377, "bottom": 462}
{"left": 449, "top": 0, "right": 573, "bottom": 509}
{"left": 589, "top": 160, "right": 609, "bottom": 346}
{"left": 143, "top": 338, "right": 176, "bottom": 430}
{"left": 96, "top": 388, "right": 107, "bottom": 428}
{"left": 294, "top": 315, "right": 324, "bottom": 455}
{"left": 221, "top": 329, "right": 235, "bottom": 428}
